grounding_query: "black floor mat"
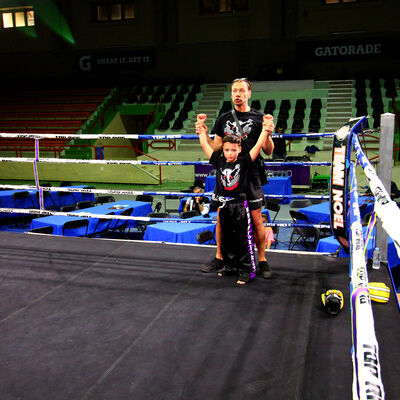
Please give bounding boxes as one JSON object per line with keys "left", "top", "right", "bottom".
{"left": 0, "top": 232, "right": 398, "bottom": 400}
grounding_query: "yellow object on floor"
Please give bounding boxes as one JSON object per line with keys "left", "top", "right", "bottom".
{"left": 369, "top": 282, "right": 390, "bottom": 303}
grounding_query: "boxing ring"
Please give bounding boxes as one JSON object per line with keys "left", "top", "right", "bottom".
{"left": 0, "top": 119, "right": 399, "bottom": 400}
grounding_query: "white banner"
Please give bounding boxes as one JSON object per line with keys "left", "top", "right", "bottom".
{"left": 349, "top": 163, "right": 385, "bottom": 400}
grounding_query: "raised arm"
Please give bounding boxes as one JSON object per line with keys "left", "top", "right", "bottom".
{"left": 249, "top": 114, "right": 275, "bottom": 161}
{"left": 196, "top": 114, "right": 214, "bottom": 159}
{"left": 213, "top": 134, "right": 223, "bottom": 151}
{"left": 261, "top": 114, "right": 275, "bottom": 155}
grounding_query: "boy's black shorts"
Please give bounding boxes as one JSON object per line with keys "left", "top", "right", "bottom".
{"left": 247, "top": 176, "right": 265, "bottom": 211}
{"left": 209, "top": 176, "right": 265, "bottom": 212}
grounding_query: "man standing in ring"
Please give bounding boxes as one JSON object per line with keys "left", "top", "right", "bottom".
{"left": 197, "top": 78, "right": 275, "bottom": 278}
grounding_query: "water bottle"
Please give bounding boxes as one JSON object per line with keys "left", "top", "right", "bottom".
{"left": 372, "top": 247, "right": 381, "bottom": 269}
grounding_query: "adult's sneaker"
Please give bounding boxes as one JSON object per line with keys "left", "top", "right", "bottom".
{"left": 201, "top": 257, "right": 224, "bottom": 273}
{"left": 258, "top": 260, "right": 272, "bottom": 279}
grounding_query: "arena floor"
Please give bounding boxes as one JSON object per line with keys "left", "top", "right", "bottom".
{"left": 0, "top": 232, "right": 398, "bottom": 399}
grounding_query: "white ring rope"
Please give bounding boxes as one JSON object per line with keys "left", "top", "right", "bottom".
{"left": 0, "top": 184, "right": 330, "bottom": 201}
{"left": 0, "top": 132, "right": 335, "bottom": 140}
{"left": 1, "top": 127, "right": 333, "bottom": 231}
{"left": 0, "top": 207, "right": 329, "bottom": 229}
{"left": 348, "top": 162, "right": 385, "bottom": 400}
{"left": 0, "top": 157, "right": 331, "bottom": 167}
{"left": 2, "top": 118, "right": 392, "bottom": 399}
{"left": 0, "top": 129, "right": 332, "bottom": 229}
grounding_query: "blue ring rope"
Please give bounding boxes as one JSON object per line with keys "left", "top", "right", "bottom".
{"left": 135, "top": 160, "right": 331, "bottom": 166}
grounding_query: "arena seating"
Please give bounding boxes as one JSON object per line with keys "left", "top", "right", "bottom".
{"left": 264, "top": 99, "right": 276, "bottom": 115}
{"left": 353, "top": 78, "right": 397, "bottom": 129}
{"left": 125, "top": 83, "right": 202, "bottom": 135}
{"left": 213, "top": 94, "right": 323, "bottom": 138}
{"left": 0, "top": 87, "right": 111, "bottom": 157}
{"left": 139, "top": 78, "right": 397, "bottom": 160}
{"left": 250, "top": 99, "right": 261, "bottom": 110}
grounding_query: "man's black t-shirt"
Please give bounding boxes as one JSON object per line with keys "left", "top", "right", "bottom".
{"left": 209, "top": 150, "right": 252, "bottom": 201}
{"left": 212, "top": 108, "right": 264, "bottom": 155}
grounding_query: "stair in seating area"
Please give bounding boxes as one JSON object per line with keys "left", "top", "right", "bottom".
{"left": 179, "top": 83, "right": 227, "bottom": 150}
{"left": 323, "top": 80, "right": 354, "bottom": 149}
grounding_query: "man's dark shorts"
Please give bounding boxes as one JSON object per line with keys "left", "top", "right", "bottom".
{"left": 247, "top": 175, "right": 265, "bottom": 211}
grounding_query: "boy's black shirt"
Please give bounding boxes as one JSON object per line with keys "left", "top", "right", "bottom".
{"left": 209, "top": 151, "right": 252, "bottom": 200}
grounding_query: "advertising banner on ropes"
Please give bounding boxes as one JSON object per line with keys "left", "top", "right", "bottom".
{"left": 330, "top": 124, "right": 352, "bottom": 253}
{"left": 330, "top": 117, "right": 367, "bottom": 254}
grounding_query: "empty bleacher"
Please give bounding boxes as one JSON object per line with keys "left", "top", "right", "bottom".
{"left": 126, "top": 82, "right": 202, "bottom": 134}
{"left": 353, "top": 78, "right": 397, "bottom": 129}
{"left": 0, "top": 87, "right": 112, "bottom": 157}
{"left": 148, "top": 80, "right": 329, "bottom": 155}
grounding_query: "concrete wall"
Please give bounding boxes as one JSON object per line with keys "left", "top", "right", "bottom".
{"left": 1, "top": 0, "right": 400, "bottom": 83}
{"left": 70, "top": 1, "right": 156, "bottom": 50}
{"left": 176, "top": 0, "right": 272, "bottom": 44}
{"left": 297, "top": 0, "right": 400, "bottom": 38}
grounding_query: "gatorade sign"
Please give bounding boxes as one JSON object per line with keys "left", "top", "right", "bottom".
{"left": 77, "top": 50, "right": 155, "bottom": 72}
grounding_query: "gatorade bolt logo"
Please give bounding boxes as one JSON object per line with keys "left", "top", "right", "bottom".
{"left": 79, "top": 55, "right": 92, "bottom": 72}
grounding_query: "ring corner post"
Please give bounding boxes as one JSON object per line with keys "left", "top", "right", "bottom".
{"left": 377, "top": 113, "right": 395, "bottom": 262}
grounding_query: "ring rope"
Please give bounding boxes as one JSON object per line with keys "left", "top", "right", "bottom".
{"left": 352, "top": 133, "right": 400, "bottom": 256}
{"left": 1, "top": 128, "right": 332, "bottom": 228}
{"left": 2, "top": 119, "right": 391, "bottom": 398}
{"left": 0, "top": 157, "right": 331, "bottom": 167}
{"left": 0, "top": 184, "right": 330, "bottom": 201}
{"left": 362, "top": 212, "right": 377, "bottom": 260}
{"left": 348, "top": 162, "right": 385, "bottom": 399}
{"left": 1, "top": 127, "right": 333, "bottom": 232}
{"left": 0, "top": 132, "right": 335, "bottom": 140}
{"left": 0, "top": 206, "right": 330, "bottom": 229}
